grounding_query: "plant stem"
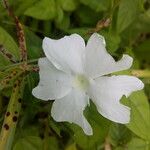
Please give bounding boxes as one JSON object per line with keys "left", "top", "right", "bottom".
{"left": 3, "top": 0, "right": 27, "bottom": 62}
{"left": 104, "top": 137, "right": 111, "bottom": 150}
{"left": 0, "top": 77, "right": 24, "bottom": 150}
{"left": 0, "top": 58, "right": 38, "bottom": 71}
{"left": 131, "top": 70, "right": 150, "bottom": 78}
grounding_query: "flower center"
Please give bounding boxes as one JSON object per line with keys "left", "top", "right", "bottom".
{"left": 73, "top": 74, "right": 89, "bottom": 91}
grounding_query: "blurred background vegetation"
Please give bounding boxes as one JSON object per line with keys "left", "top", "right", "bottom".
{"left": 0, "top": 0, "right": 150, "bottom": 149}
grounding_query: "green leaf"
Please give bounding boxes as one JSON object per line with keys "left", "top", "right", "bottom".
{"left": 43, "top": 137, "right": 59, "bottom": 150}
{"left": 126, "top": 137, "right": 150, "bottom": 150}
{"left": 13, "top": 136, "right": 43, "bottom": 150}
{"left": 59, "top": 0, "right": 79, "bottom": 11}
{"left": 134, "top": 39, "right": 150, "bottom": 64}
{"left": 24, "top": 0, "right": 56, "bottom": 20}
{"left": 101, "top": 31, "right": 121, "bottom": 53}
{"left": 9, "top": 0, "right": 37, "bottom": 15}
{"left": 24, "top": 28, "right": 42, "bottom": 59}
{"left": 0, "top": 67, "right": 23, "bottom": 90}
{"left": 119, "top": 11, "right": 150, "bottom": 46}
{"left": 65, "top": 143, "right": 77, "bottom": 150}
{"left": 122, "top": 91, "right": 150, "bottom": 140}
{"left": 109, "top": 123, "right": 132, "bottom": 146}
{"left": 54, "top": 5, "right": 64, "bottom": 25}
{"left": 69, "top": 102, "right": 110, "bottom": 149}
{"left": 49, "top": 119, "right": 61, "bottom": 137}
{"left": 75, "top": 5, "right": 100, "bottom": 26}
{"left": 0, "top": 79, "right": 24, "bottom": 150}
{"left": 55, "top": 13, "right": 70, "bottom": 30}
{"left": 117, "top": 0, "right": 143, "bottom": 33}
{"left": 20, "top": 126, "right": 40, "bottom": 138}
{"left": 114, "top": 147, "right": 124, "bottom": 150}
{"left": 0, "top": 26, "right": 19, "bottom": 67}
{"left": 13, "top": 136, "right": 59, "bottom": 150}
{"left": 65, "top": 27, "right": 90, "bottom": 40}
{"left": 79, "top": 0, "right": 111, "bottom": 12}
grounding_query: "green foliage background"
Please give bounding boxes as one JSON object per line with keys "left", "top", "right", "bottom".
{"left": 0, "top": 0, "right": 150, "bottom": 149}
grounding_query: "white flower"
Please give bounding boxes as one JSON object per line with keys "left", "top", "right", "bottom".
{"left": 32, "top": 33, "right": 144, "bottom": 135}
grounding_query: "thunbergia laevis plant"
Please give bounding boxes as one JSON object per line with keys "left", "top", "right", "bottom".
{"left": 32, "top": 33, "right": 144, "bottom": 135}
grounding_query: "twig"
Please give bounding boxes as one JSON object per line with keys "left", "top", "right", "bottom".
{"left": 87, "top": 18, "right": 111, "bottom": 34}
{"left": 3, "top": 0, "right": 27, "bottom": 62}
{"left": 0, "top": 58, "right": 38, "bottom": 71}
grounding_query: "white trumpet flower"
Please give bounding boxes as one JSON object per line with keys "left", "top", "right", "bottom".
{"left": 32, "top": 33, "right": 144, "bottom": 135}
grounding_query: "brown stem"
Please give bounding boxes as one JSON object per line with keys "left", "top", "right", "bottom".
{"left": 3, "top": 0, "right": 27, "bottom": 62}
{"left": 87, "top": 18, "right": 111, "bottom": 34}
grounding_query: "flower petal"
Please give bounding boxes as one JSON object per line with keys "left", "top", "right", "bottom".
{"left": 32, "top": 58, "right": 72, "bottom": 100}
{"left": 43, "top": 34, "right": 85, "bottom": 74}
{"left": 51, "top": 89, "right": 93, "bottom": 135}
{"left": 84, "top": 33, "right": 133, "bottom": 78}
{"left": 88, "top": 75, "right": 144, "bottom": 123}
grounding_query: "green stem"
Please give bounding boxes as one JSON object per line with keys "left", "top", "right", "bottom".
{"left": 0, "top": 58, "right": 38, "bottom": 71}
{"left": 131, "top": 70, "right": 150, "bottom": 78}
{"left": 0, "top": 77, "right": 24, "bottom": 150}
